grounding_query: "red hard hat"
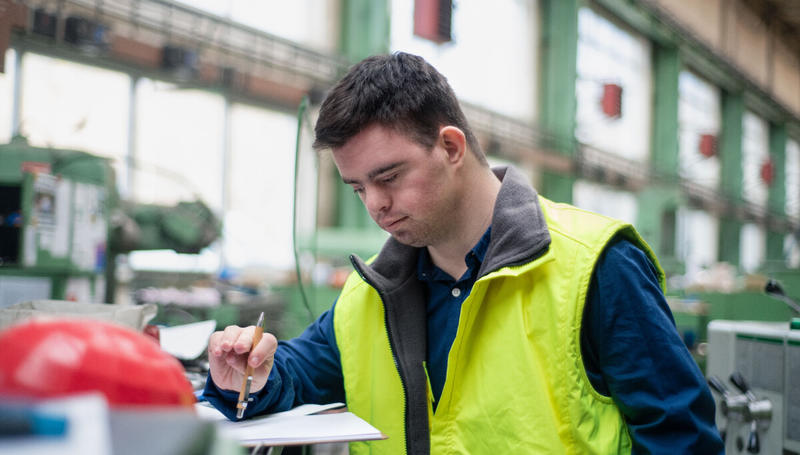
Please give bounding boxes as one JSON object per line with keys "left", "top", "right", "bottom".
{"left": 0, "top": 318, "right": 195, "bottom": 408}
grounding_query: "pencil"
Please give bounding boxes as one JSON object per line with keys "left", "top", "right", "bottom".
{"left": 236, "top": 311, "right": 264, "bottom": 419}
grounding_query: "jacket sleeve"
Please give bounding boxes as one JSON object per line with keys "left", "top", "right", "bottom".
{"left": 581, "top": 239, "right": 724, "bottom": 454}
{"left": 203, "top": 302, "right": 345, "bottom": 420}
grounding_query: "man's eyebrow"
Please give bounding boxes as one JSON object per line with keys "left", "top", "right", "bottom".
{"left": 342, "top": 162, "right": 404, "bottom": 184}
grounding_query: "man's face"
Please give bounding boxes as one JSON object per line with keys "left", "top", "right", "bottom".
{"left": 331, "top": 124, "right": 460, "bottom": 248}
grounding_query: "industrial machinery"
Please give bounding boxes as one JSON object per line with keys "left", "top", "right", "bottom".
{"left": 706, "top": 281, "right": 800, "bottom": 454}
{"left": 0, "top": 136, "right": 220, "bottom": 306}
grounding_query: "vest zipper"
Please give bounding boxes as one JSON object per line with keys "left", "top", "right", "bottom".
{"left": 350, "top": 255, "right": 410, "bottom": 455}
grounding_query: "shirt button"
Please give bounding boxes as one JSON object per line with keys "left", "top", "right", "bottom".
{"left": 451, "top": 288, "right": 461, "bottom": 298}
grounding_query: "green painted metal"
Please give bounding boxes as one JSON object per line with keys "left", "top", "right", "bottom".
{"left": 768, "top": 124, "right": 787, "bottom": 215}
{"left": 306, "top": 227, "right": 388, "bottom": 260}
{"left": 340, "top": 0, "right": 390, "bottom": 63}
{"left": 539, "top": 0, "right": 579, "bottom": 156}
{"left": 274, "top": 283, "right": 341, "bottom": 338}
{"left": 540, "top": 170, "right": 574, "bottom": 204}
{"left": 328, "top": 0, "right": 393, "bottom": 260}
{"left": 701, "top": 291, "right": 795, "bottom": 322}
{"left": 717, "top": 92, "right": 744, "bottom": 268}
{"left": 0, "top": 136, "right": 109, "bottom": 185}
{"left": 651, "top": 45, "right": 681, "bottom": 178}
{"left": 335, "top": 178, "right": 370, "bottom": 229}
{"left": 766, "top": 231, "right": 785, "bottom": 262}
{"left": 635, "top": 185, "right": 684, "bottom": 274}
{"left": 0, "top": 137, "right": 113, "bottom": 301}
{"left": 766, "top": 124, "right": 788, "bottom": 262}
{"left": 718, "top": 215, "right": 742, "bottom": 266}
{"left": 719, "top": 92, "right": 744, "bottom": 201}
{"left": 591, "top": 0, "right": 672, "bottom": 46}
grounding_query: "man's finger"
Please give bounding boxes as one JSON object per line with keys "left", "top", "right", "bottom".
{"left": 232, "top": 325, "right": 256, "bottom": 354}
{"left": 248, "top": 332, "right": 278, "bottom": 367}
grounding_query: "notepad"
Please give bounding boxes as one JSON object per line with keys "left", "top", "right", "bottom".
{"left": 195, "top": 402, "right": 385, "bottom": 446}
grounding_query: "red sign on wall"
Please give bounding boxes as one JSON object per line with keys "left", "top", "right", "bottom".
{"left": 21, "top": 161, "right": 52, "bottom": 174}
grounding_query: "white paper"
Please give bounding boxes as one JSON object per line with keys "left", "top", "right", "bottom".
{"left": 194, "top": 401, "right": 381, "bottom": 446}
{"left": 219, "top": 411, "right": 383, "bottom": 446}
{"left": 159, "top": 320, "right": 218, "bottom": 360}
{"left": 194, "top": 401, "right": 345, "bottom": 423}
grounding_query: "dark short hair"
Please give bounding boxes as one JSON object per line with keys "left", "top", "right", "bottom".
{"left": 313, "top": 52, "right": 486, "bottom": 165}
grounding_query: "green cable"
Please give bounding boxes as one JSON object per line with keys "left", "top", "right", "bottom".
{"left": 293, "top": 96, "right": 315, "bottom": 323}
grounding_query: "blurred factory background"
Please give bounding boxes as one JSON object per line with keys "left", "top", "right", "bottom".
{"left": 2, "top": 0, "right": 800, "bottom": 452}
{"left": 0, "top": 0, "right": 799, "bottom": 354}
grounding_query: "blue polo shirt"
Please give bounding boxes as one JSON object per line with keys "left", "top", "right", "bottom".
{"left": 204, "top": 231, "right": 723, "bottom": 454}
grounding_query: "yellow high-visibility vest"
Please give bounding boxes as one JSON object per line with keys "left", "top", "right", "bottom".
{"left": 333, "top": 196, "right": 665, "bottom": 454}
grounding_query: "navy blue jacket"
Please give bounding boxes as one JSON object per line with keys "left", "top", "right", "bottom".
{"left": 205, "top": 236, "right": 724, "bottom": 454}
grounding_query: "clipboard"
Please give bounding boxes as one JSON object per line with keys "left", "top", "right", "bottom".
{"left": 196, "top": 402, "right": 386, "bottom": 447}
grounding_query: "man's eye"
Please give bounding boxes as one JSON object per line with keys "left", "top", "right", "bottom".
{"left": 352, "top": 187, "right": 364, "bottom": 195}
{"left": 381, "top": 174, "right": 398, "bottom": 184}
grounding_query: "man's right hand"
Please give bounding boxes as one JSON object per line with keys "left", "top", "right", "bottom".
{"left": 207, "top": 324, "right": 278, "bottom": 394}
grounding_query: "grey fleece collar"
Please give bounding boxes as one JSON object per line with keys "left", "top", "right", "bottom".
{"left": 345, "top": 165, "right": 551, "bottom": 455}
{"left": 351, "top": 165, "right": 551, "bottom": 287}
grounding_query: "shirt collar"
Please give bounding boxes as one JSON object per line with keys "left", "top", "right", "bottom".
{"left": 417, "top": 227, "right": 492, "bottom": 283}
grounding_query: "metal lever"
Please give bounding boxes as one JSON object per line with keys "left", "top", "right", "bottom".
{"left": 747, "top": 420, "right": 760, "bottom": 453}
{"left": 730, "top": 372, "right": 757, "bottom": 402}
{"left": 708, "top": 376, "right": 730, "bottom": 397}
{"left": 764, "top": 279, "right": 800, "bottom": 314}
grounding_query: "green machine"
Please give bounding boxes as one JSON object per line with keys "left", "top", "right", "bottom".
{"left": 0, "top": 136, "right": 221, "bottom": 306}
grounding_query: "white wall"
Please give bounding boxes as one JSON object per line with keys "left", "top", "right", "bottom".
{"left": 174, "top": 0, "right": 340, "bottom": 53}
{"left": 575, "top": 7, "right": 652, "bottom": 163}
{"left": 678, "top": 70, "right": 721, "bottom": 188}
{"left": 389, "top": 0, "right": 539, "bottom": 122}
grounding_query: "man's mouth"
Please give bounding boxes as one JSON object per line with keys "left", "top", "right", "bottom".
{"left": 381, "top": 216, "right": 407, "bottom": 230}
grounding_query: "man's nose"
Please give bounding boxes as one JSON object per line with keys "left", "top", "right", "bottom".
{"left": 364, "top": 187, "right": 390, "bottom": 215}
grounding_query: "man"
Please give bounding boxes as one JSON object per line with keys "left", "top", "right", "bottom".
{"left": 205, "top": 52, "right": 723, "bottom": 454}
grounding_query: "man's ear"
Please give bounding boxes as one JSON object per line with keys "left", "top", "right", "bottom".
{"left": 439, "top": 126, "right": 467, "bottom": 164}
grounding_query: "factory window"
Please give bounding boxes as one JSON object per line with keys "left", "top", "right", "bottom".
{"left": 741, "top": 111, "right": 769, "bottom": 206}
{"left": 390, "top": 0, "right": 539, "bottom": 122}
{"left": 740, "top": 222, "right": 765, "bottom": 274}
{"left": 126, "top": 78, "right": 224, "bottom": 273}
{"left": 676, "top": 70, "right": 721, "bottom": 281}
{"left": 18, "top": 53, "right": 130, "bottom": 194}
{"left": 575, "top": 7, "right": 652, "bottom": 163}
{"left": 676, "top": 207, "right": 719, "bottom": 279}
{"left": 787, "top": 138, "right": 800, "bottom": 220}
{"left": 678, "top": 70, "right": 721, "bottom": 189}
{"left": 224, "top": 105, "right": 297, "bottom": 271}
{"left": 572, "top": 180, "right": 638, "bottom": 225}
{"left": 786, "top": 138, "right": 800, "bottom": 268}
{"left": 0, "top": 49, "right": 15, "bottom": 143}
{"left": 133, "top": 78, "right": 223, "bottom": 210}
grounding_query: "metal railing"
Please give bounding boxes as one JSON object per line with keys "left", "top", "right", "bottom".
{"left": 22, "top": 0, "right": 350, "bottom": 85}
